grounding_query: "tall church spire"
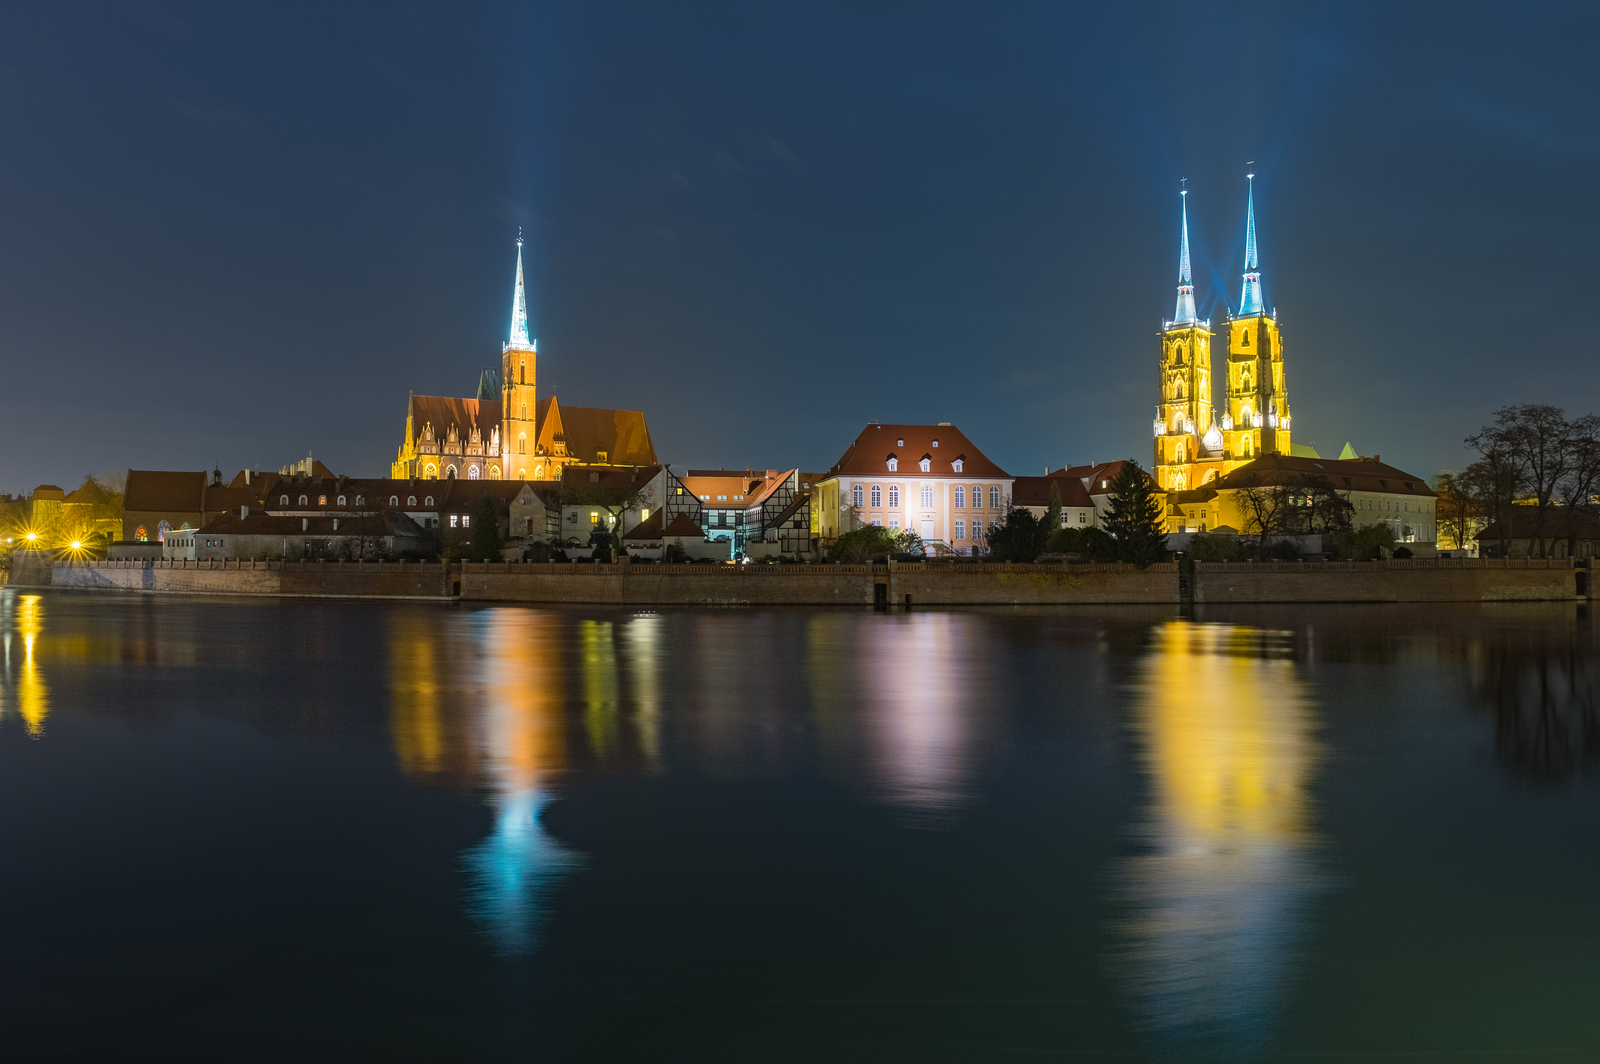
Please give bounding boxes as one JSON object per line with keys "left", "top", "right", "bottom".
{"left": 1238, "top": 171, "right": 1264, "bottom": 316}
{"left": 1173, "top": 186, "right": 1197, "bottom": 325}
{"left": 508, "top": 231, "right": 532, "bottom": 349}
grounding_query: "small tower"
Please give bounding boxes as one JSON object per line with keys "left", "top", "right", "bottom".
{"left": 501, "top": 233, "right": 538, "bottom": 480}
{"left": 1221, "top": 171, "right": 1290, "bottom": 468}
{"left": 1154, "top": 186, "right": 1214, "bottom": 492}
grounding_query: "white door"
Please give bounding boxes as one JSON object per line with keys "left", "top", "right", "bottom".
{"left": 919, "top": 519, "right": 934, "bottom": 540}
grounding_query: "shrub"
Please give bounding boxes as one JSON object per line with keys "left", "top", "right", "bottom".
{"left": 1392, "top": 546, "right": 1413, "bottom": 559}
{"left": 1189, "top": 533, "right": 1243, "bottom": 562}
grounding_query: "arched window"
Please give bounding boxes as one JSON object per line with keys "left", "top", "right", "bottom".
{"left": 851, "top": 484, "right": 864, "bottom": 508}
{"left": 280, "top": 495, "right": 289, "bottom": 506}
{"left": 533, "top": 466, "right": 542, "bottom": 479}
{"left": 299, "top": 495, "right": 308, "bottom": 506}
{"left": 390, "top": 496, "right": 399, "bottom": 506}
{"left": 157, "top": 520, "right": 171, "bottom": 543}
{"left": 424, "top": 496, "right": 434, "bottom": 507}
{"left": 1243, "top": 437, "right": 1254, "bottom": 457}
{"left": 355, "top": 495, "right": 364, "bottom": 506}
{"left": 337, "top": 495, "right": 346, "bottom": 506}
{"left": 1175, "top": 344, "right": 1185, "bottom": 364}
{"left": 888, "top": 485, "right": 899, "bottom": 507}
{"left": 520, "top": 401, "right": 526, "bottom": 420}
{"left": 446, "top": 465, "right": 457, "bottom": 479}
{"left": 920, "top": 485, "right": 934, "bottom": 508}
{"left": 870, "top": 485, "right": 882, "bottom": 507}
{"left": 1241, "top": 330, "right": 1251, "bottom": 348}
{"left": 1176, "top": 441, "right": 1186, "bottom": 462}
{"left": 518, "top": 433, "right": 526, "bottom": 454}
{"left": 519, "top": 360, "right": 526, "bottom": 384}
{"left": 954, "top": 486, "right": 965, "bottom": 508}
{"left": 318, "top": 495, "right": 327, "bottom": 505}
{"left": 407, "top": 496, "right": 417, "bottom": 506}
{"left": 468, "top": 465, "right": 480, "bottom": 480}
{"left": 489, "top": 466, "right": 501, "bottom": 479}
{"left": 135, "top": 526, "right": 148, "bottom": 541}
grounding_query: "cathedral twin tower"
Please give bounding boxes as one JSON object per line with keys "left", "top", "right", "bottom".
{"left": 1154, "top": 174, "right": 1291, "bottom": 492}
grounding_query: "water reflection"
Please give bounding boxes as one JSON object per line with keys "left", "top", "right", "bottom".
{"left": 0, "top": 592, "right": 51, "bottom": 736}
{"left": 1467, "top": 615, "right": 1600, "bottom": 786}
{"left": 388, "top": 610, "right": 581, "bottom": 957}
{"left": 1110, "top": 621, "right": 1323, "bottom": 1062}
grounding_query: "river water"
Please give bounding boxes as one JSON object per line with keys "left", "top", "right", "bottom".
{"left": 1, "top": 590, "right": 1597, "bottom": 1061}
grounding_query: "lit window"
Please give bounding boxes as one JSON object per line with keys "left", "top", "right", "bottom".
{"left": 591, "top": 511, "right": 600, "bottom": 524}
{"left": 319, "top": 495, "right": 327, "bottom": 505}
{"left": 852, "top": 485, "right": 864, "bottom": 508}
{"left": 920, "top": 485, "right": 933, "bottom": 508}
{"left": 888, "top": 485, "right": 899, "bottom": 507}
{"left": 450, "top": 515, "right": 458, "bottom": 528}
{"left": 955, "top": 519, "right": 966, "bottom": 541}
{"left": 870, "top": 485, "right": 882, "bottom": 507}
{"left": 641, "top": 509, "right": 650, "bottom": 520}
{"left": 700, "top": 495, "right": 710, "bottom": 501}
{"left": 718, "top": 494, "right": 728, "bottom": 501}
{"left": 954, "top": 486, "right": 965, "bottom": 509}
{"left": 462, "top": 516, "right": 471, "bottom": 527}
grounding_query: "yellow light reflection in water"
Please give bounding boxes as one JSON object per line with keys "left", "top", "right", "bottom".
{"left": 388, "top": 617, "right": 445, "bottom": 777}
{"left": 1112, "top": 621, "right": 1322, "bottom": 1061}
{"left": 579, "top": 620, "right": 619, "bottom": 758}
{"left": 621, "top": 614, "right": 663, "bottom": 766}
{"left": 6, "top": 594, "right": 51, "bottom": 737}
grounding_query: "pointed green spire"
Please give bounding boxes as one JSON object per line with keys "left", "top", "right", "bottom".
{"left": 1239, "top": 172, "right": 1264, "bottom": 316}
{"left": 508, "top": 231, "right": 532, "bottom": 349}
{"left": 1173, "top": 187, "right": 1197, "bottom": 325}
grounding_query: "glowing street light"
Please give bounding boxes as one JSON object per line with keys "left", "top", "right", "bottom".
{"left": 26, "top": 532, "right": 38, "bottom": 542}
{"left": 70, "top": 541, "right": 81, "bottom": 549}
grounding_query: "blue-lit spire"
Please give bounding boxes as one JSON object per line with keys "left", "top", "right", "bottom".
{"left": 1238, "top": 172, "right": 1264, "bottom": 316}
{"left": 1173, "top": 187, "right": 1197, "bottom": 325}
{"left": 508, "top": 231, "right": 532, "bottom": 349}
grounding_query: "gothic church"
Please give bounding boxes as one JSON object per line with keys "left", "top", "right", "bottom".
{"left": 392, "top": 239, "right": 657, "bottom": 481}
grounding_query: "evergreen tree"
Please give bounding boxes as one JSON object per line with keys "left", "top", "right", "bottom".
{"left": 1043, "top": 481, "right": 1063, "bottom": 543}
{"left": 469, "top": 495, "right": 504, "bottom": 561}
{"left": 1103, "top": 459, "right": 1167, "bottom": 568}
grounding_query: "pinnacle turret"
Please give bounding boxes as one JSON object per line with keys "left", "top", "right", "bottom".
{"left": 1173, "top": 187, "right": 1197, "bottom": 325}
{"left": 1238, "top": 172, "right": 1264, "bottom": 316}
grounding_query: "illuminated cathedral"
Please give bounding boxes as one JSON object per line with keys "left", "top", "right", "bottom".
{"left": 1153, "top": 175, "right": 1291, "bottom": 492}
{"left": 391, "top": 238, "right": 656, "bottom": 481}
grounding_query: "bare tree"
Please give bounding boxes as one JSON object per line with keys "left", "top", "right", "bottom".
{"left": 1558, "top": 413, "right": 1600, "bottom": 557}
{"left": 1430, "top": 470, "right": 1484, "bottom": 553}
{"left": 1234, "top": 475, "right": 1296, "bottom": 554}
{"left": 1466, "top": 414, "right": 1530, "bottom": 557}
{"left": 1470, "top": 404, "right": 1571, "bottom": 557}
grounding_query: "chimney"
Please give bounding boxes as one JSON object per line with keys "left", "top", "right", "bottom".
{"left": 240, "top": 505, "right": 249, "bottom": 519}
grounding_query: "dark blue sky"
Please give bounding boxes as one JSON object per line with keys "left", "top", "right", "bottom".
{"left": 2, "top": 2, "right": 1596, "bottom": 491}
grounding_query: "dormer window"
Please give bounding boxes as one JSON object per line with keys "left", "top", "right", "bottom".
{"left": 886, "top": 453, "right": 898, "bottom": 472}
{"left": 391, "top": 496, "right": 399, "bottom": 506}
{"left": 919, "top": 456, "right": 932, "bottom": 473}
{"left": 280, "top": 495, "right": 288, "bottom": 506}
{"left": 337, "top": 495, "right": 346, "bottom": 506}
{"left": 355, "top": 496, "right": 364, "bottom": 506}
{"left": 407, "top": 496, "right": 417, "bottom": 506}
{"left": 931, "top": 439, "right": 939, "bottom": 448}
{"left": 299, "top": 495, "right": 308, "bottom": 506}
{"left": 425, "top": 496, "right": 434, "bottom": 506}
{"left": 897, "top": 438, "right": 904, "bottom": 446}
{"left": 952, "top": 459, "right": 964, "bottom": 473}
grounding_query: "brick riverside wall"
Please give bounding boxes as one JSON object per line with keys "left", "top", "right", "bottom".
{"left": 37, "top": 559, "right": 452, "bottom": 599}
{"left": 1193, "top": 558, "right": 1576, "bottom": 603}
{"left": 458, "top": 561, "right": 1180, "bottom": 606}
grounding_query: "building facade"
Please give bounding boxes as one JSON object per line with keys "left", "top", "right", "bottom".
{"left": 1154, "top": 175, "right": 1292, "bottom": 493}
{"left": 814, "top": 423, "right": 1013, "bottom": 554}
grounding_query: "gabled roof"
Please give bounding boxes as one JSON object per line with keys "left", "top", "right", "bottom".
{"left": 408, "top": 395, "right": 502, "bottom": 441}
{"left": 826, "top": 424, "right": 1008, "bottom": 478}
{"left": 125, "top": 470, "right": 209, "bottom": 513}
{"left": 1051, "top": 461, "right": 1145, "bottom": 496}
{"left": 681, "top": 469, "right": 793, "bottom": 508}
{"left": 558, "top": 405, "right": 657, "bottom": 465}
{"left": 1011, "top": 475, "right": 1093, "bottom": 508}
{"left": 622, "top": 510, "right": 664, "bottom": 541}
{"left": 662, "top": 514, "right": 705, "bottom": 539}
{"left": 1213, "top": 453, "right": 1435, "bottom": 497}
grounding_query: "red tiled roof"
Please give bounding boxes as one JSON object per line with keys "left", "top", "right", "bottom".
{"left": 1011, "top": 475, "right": 1093, "bottom": 508}
{"left": 661, "top": 514, "right": 705, "bottom": 539}
{"left": 622, "top": 510, "right": 664, "bottom": 540}
{"left": 827, "top": 424, "right": 1009, "bottom": 478}
{"left": 125, "top": 470, "right": 208, "bottom": 513}
{"left": 557, "top": 405, "right": 657, "bottom": 465}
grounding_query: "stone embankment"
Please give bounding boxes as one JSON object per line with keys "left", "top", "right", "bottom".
{"left": 4, "top": 553, "right": 1586, "bottom": 605}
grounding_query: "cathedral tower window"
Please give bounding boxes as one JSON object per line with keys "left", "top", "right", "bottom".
{"left": 519, "top": 433, "right": 526, "bottom": 454}
{"left": 1241, "top": 330, "right": 1250, "bottom": 347}
{"left": 519, "top": 360, "right": 526, "bottom": 384}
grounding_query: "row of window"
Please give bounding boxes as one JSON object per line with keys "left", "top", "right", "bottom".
{"left": 867, "top": 516, "right": 988, "bottom": 542}
{"left": 277, "top": 494, "right": 437, "bottom": 508}
{"left": 851, "top": 484, "right": 1000, "bottom": 510}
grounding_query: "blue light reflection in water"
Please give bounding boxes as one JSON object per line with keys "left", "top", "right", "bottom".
{"left": 462, "top": 787, "right": 582, "bottom": 958}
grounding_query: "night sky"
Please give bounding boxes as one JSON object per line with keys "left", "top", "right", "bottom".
{"left": 2, "top": 2, "right": 1596, "bottom": 492}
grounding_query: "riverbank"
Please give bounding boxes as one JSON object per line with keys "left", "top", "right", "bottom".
{"left": 5, "top": 554, "right": 1585, "bottom": 605}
